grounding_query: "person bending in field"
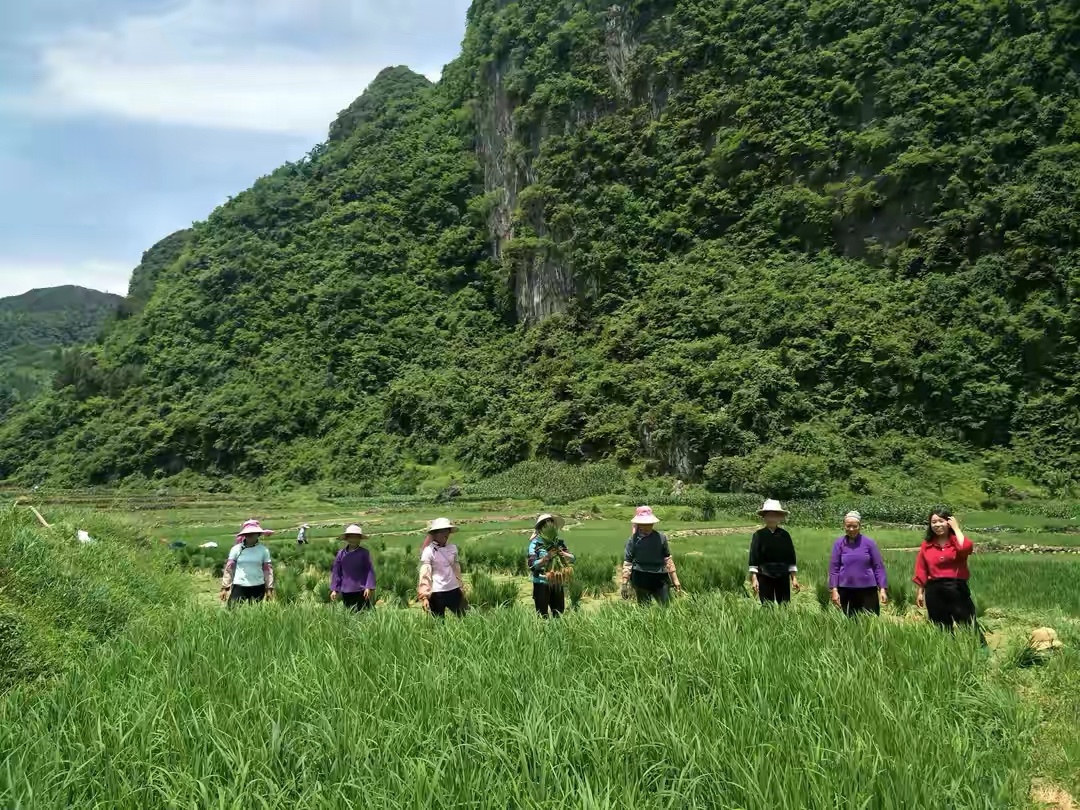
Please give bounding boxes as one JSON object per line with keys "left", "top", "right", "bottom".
{"left": 913, "top": 509, "right": 985, "bottom": 643}
{"left": 221, "top": 520, "right": 275, "bottom": 605}
{"left": 418, "top": 517, "right": 467, "bottom": 617}
{"left": 621, "top": 506, "right": 681, "bottom": 604}
{"left": 828, "top": 511, "right": 888, "bottom": 616}
{"left": 527, "top": 513, "right": 576, "bottom": 617}
{"left": 297, "top": 523, "right": 310, "bottom": 545}
{"left": 330, "top": 524, "right": 376, "bottom": 612}
{"left": 748, "top": 500, "right": 800, "bottom": 604}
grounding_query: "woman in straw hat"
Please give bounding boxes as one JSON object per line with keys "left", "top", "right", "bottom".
{"left": 418, "top": 517, "right": 467, "bottom": 617}
{"left": 621, "top": 506, "right": 681, "bottom": 604}
{"left": 527, "top": 513, "right": 576, "bottom": 617}
{"left": 220, "top": 519, "right": 275, "bottom": 605}
{"left": 828, "top": 511, "right": 888, "bottom": 616}
{"left": 330, "top": 524, "right": 376, "bottom": 612}
{"left": 748, "top": 500, "right": 800, "bottom": 604}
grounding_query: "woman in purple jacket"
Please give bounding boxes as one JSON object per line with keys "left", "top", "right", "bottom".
{"left": 330, "top": 524, "right": 377, "bottom": 612}
{"left": 828, "top": 512, "right": 888, "bottom": 616}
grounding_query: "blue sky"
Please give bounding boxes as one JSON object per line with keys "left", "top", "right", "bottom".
{"left": 0, "top": 0, "right": 472, "bottom": 298}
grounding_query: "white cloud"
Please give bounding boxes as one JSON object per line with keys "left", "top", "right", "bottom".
{"left": 0, "top": 259, "right": 132, "bottom": 298}
{"left": 18, "top": 0, "right": 467, "bottom": 136}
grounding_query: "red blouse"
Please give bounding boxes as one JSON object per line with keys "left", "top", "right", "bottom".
{"left": 912, "top": 533, "right": 973, "bottom": 586}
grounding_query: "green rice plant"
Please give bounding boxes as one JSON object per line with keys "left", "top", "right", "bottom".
{"left": 274, "top": 569, "right": 301, "bottom": 605}
{"left": 461, "top": 547, "right": 526, "bottom": 575}
{"left": 0, "top": 599, "right": 1036, "bottom": 808}
{"left": 888, "top": 582, "right": 910, "bottom": 615}
{"left": 386, "top": 574, "right": 415, "bottom": 608}
{"left": 468, "top": 572, "right": 519, "bottom": 610}
{"left": 815, "top": 580, "right": 833, "bottom": 611}
{"left": 566, "top": 578, "right": 587, "bottom": 609}
{"left": 673, "top": 555, "right": 746, "bottom": 595}
{"left": 314, "top": 581, "right": 332, "bottom": 604}
{"left": 572, "top": 554, "right": 619, "bottom": 596}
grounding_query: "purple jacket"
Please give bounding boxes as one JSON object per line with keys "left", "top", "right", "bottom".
{"left": 828, "top": 534, "right": 888, "bottom": 590}
{"left": 331, "top": 546, "right": 376, "bottom": 593}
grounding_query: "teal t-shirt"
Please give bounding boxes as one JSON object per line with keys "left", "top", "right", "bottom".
{"left": 229, "top": 543, "right": 271, "bottom": 586}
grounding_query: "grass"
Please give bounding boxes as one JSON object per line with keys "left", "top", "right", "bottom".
{"left": 0, "top": 598, "right": 1037, "bottom": 809}
{"left": 1, "top": 494, "right": 1078, "bottom": 807}
{"left": 0, "top": 505, "right": 187, "bottom": 690}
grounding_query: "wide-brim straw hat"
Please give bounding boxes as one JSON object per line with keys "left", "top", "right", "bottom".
{"left": 428, "top": 517, "right": 458, "bottom": 533}
{"left": 631, "top": 506, "right": 660, "bottom": 525}
{"left": 339, "top": 524, "right": 367, "bottom": 540}
{"left": 1029, "top": 627, "right": 1063, "bottom": 653}
{"left": 237, "top": 520, "right": 272, "bottom": 536}
{"left": 535, "top": 513, "right": 565, "bottom": 530}
{"left": 758, "top": 499, "right": 789, "bottom": 516}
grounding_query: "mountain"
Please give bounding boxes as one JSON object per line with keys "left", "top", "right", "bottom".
{"left": 1, "top": 0, "right": 1078, "bottom": 497}
{"left": 0, "top": 286, "right": 122, "bottom": 410}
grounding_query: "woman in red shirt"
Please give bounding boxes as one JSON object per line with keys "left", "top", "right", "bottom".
{"left": 913, "top": 509, "right": 984, "bottom": 641}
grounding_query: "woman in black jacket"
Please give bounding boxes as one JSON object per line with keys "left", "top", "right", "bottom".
{"left": 748, "top": 499, "right": 800, "bottom": 604}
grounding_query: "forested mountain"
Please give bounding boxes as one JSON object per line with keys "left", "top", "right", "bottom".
{"left": 1, "top": 0, "right": 1078, "bottom": 496}
{"left": 0, "top": 286, "right": 122, "bottom": 412}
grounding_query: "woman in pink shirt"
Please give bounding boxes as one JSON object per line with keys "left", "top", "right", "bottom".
{"left": 417, "top": 517, "right": 466, "bottom": 617}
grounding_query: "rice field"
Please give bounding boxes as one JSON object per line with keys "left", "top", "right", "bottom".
{"left": 0, "top": 600, "right": 1041, "bottom": 809}
{"left": 1, "top": 497, "right": 1078, "bottom": 808}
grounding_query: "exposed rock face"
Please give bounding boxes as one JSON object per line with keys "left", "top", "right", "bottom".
{"left": 475, "top": 3, "right": 646, "bottom": 325}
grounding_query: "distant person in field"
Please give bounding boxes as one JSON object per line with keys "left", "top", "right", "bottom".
{"left": 330, "top": 524, "right": 376, "bottom": 612}
{"left": 828, "top": 511, "right": 888, "bottom": 616}
{"left": 748, "top": 500, "right": 800, "bottom": 604}
{"left": 913, "top": 509, "right": 985, "bottom": 643}
{"left": 297, "top": 523, "right": 310, "bottom": 545}
{"left": 418, "top": 517, "right": 467, "bottom": 617}
{"left": 221, "top": 520, "right": 275, "bottom": 605}
{"left": 621, "top": 506, "right": 681, "bottom": 604}
{"left": 527, "top": 513, "right": 576, "bottom": 617}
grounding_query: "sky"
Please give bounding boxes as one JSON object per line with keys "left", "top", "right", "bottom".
{"left": 0, "top": 0, "right": 472, "bottom": 299}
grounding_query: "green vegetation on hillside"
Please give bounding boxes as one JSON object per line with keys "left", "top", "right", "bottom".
{"left": 0, "top": 285, "right": 122, "bottom": 411}
{"left": 1, "top": 0, "right": 1078, "bottom": 498}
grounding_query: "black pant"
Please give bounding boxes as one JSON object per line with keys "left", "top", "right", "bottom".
{"left": 429, "top": 588, "right": 466, "bottom": 618}
{"left": 839, "top": 587, "right": 880, "bottom": 617}
{"left": 758, "top": 575, "right": 790, "bottom": 604}
{"left": 228, "top": 584, "right": 266, "bottom": 605}
{"left": 342, "top": 591, "right": 374, "bottom": 612}
{"left": 533, "top": 583, "right": 566, "bottom": 617}
{"left": 925, "top": 579, "right": 985, "bottom": 644}
{"left": 631, "top": 570, "right": 670, "bottom": 605}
